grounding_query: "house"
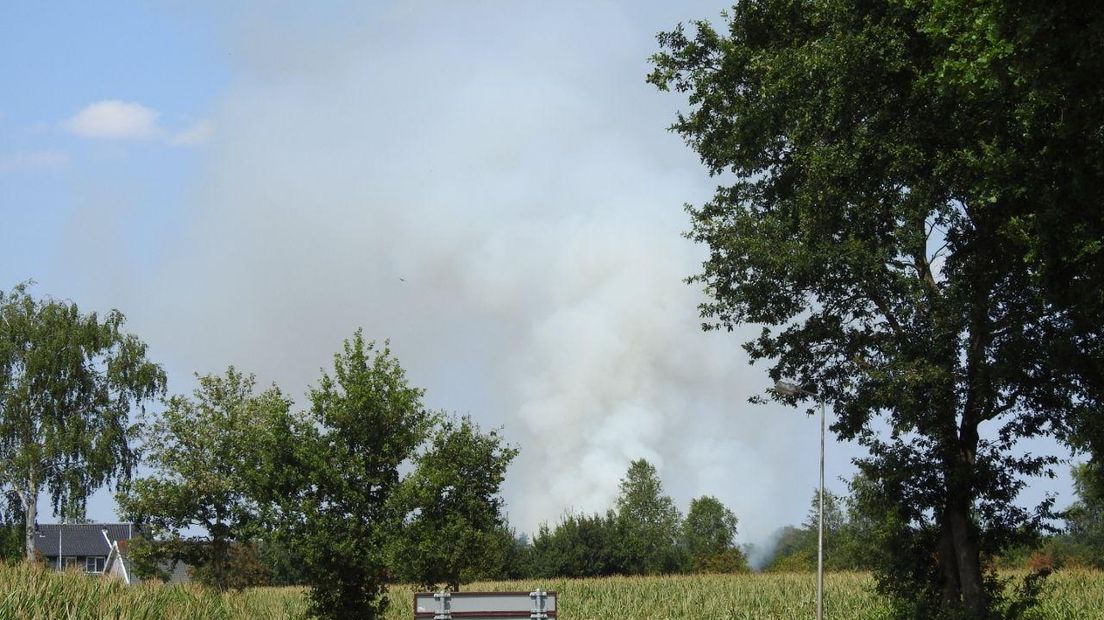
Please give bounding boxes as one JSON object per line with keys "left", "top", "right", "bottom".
{"left": 33, "top": 523, "right": 135, "bottom": 575}
{"left": 34, "top": 522, "right": 191, "bottom": 585}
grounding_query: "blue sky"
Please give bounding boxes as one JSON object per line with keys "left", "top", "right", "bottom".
{"left": 1, "top": 1, "right": 225, "bottom": 298}
{"left": 0, "top": 1, "right": 1077, "bottom": 550}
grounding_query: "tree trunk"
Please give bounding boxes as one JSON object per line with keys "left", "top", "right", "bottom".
{"left": 948, "top": 502, "right": 986, "bottom": 615}
{"left": 941, "top": 408, "right": 987, "bottom": 617}
{"left": 938, "top": 517, "right": 961, "bottom": 605}
{"left": 21, "top": 485, "right": 37, "bottom": 562}
{"left": 213, "top": 534, "right": 226, "bottom": 590}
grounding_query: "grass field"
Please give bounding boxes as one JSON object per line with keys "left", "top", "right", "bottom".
{"left": 2, "top": 564, "right": 1103, "bottom": 619}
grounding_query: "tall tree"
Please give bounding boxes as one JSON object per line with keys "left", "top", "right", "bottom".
{"left": 681, "top": 496, "right": 748, "bottom": 573}
{"left": 272, "top": 331, "right": 432, "bottom": 620}
{"left": 389, "top": 415, "right": 518, "bottom": 590}
{"left": 0, "top": 284, "right": 165, "bottom": 561}
{"left": 650, "top": 2, "right": 1103, "bottom": 617}
{"left": 615, "top": 459, "right": 683, "bottom": 575}
{"left": 117, "top": 367, "right": 289, "bottom": 589}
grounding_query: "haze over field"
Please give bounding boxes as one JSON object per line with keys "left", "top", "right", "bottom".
{"left": 0, "top": 1, "right": 1070, "bottom": 552}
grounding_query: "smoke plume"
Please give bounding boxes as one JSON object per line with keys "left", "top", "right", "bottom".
{"left": 97, "top": 1, "right": 854, "bottom": 547}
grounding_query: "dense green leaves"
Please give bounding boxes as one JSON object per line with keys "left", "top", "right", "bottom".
{"left": 389, "top": 416, "right": 518, "bottom": 590}
{"left": 527, "top": 460, "right": 748, "bottom": 579}
{"left": 102, "top": 327, "right": 520, "bottom": 613}
{"left": 0, "top": 283, "right": 165, "bottom": 560}
{"left": 764, "top": 487, "right": 880, "bottom": 573}
{"left": 117, "top": 368, "right": 289, "bottom": 589}
{"left": 650, "top": 2, "right": 1104, "bottom": 617}
{"left": 681, "top": 496, "right": 749, "bottom": 573}
{"left": 530, "top": 511, "right": 623, "bottom": 578}
{"left": 278, "top": 331, "right": 432, "bottom": 619}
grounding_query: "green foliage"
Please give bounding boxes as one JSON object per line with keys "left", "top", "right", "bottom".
{"left": 766, "top": 526, "right": 816, "bottom": 573}
{"left": 268, "top": 331, "right": 433, "bottom": 620}
{"left": 111, "top": 330, "right": 519, "bottom": 604}
{"left": 615, "top": 459, "right": 684, "bottom": 575}
{"left": 529, "top": 511, "right": 623, "bottom": 578}
{"left": 118, "top": 368, "right": 290, "bottom": 590}
{"left": 254, "top": 536, "right": 311, "bottom": 586}
{"left": 497, "top": 527, "right": 538, "bottom": 581}
{"left": 526, "top": 463, "right": 750, "bottom": 579}
{"left": 0, "top": 522, "right": 22, "bottom": 563}
{"left": 1001, "top": 463, "right": 1104, "bottom": 571}
{"left": 650, "top": 2, "right": 1104, "bottom": 617}
{"left": 681, "top": 496, "right": 748, "bottom": 573}
{"left": 764, "top": 487, "right": 881, "bottom": 573}
{"left": 388, "top": 415, "right": 518, "bottom": 590}
{"left": 0, "top": 283, "right": 165, "bottom": 560}
{"left": 125, "top": 535, "right": 175, "bottom": 583}
{"left": 188, "top": 542, "right": 273, "bottom": 590}
{"left": 1066, "top": 462, "right": 1104, "bottom": 564}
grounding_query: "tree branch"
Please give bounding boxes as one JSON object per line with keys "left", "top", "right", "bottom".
{"left": 863, "top": 283, "right": 905, "bottom": 337}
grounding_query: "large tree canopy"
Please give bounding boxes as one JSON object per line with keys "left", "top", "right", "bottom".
{"left": 267, "top": 331, "right": 434, "bottom": 620}
{"left": 680, "top": 495, "right": 748, "bottom": 573}
{"left": 650, "top": 1, "right": 1103, "bottom": 617}
{"left": 0, "top": 283, "right": 165, "bottom": 560}
{"left": 118, "top": 367, "right": 289, "bottom": 589}
{"left": 388, "top": 415, "right": 518, "bottom": 590}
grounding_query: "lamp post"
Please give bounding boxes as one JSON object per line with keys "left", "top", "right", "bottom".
{"left": 775, "top": 380, "right": 826, "bottom": 620}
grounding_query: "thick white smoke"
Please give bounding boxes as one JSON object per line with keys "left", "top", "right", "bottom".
{"left": 81, "top": 1, "right": 858, "bottom": 547}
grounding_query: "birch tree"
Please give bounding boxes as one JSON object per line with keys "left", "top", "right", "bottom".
{"left": 0, "top": 284, "right": 165, "bottom": 560}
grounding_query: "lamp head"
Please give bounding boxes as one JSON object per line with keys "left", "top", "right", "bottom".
{"left": 773, "top": 380, "right": 804, "bottom": 396}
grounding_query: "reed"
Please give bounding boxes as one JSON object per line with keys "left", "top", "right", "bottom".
{"left": 1, "top": 562, "right": 1101, "bottom": 619}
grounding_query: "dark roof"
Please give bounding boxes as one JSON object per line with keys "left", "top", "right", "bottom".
{"left": 34, "top": 523, "right": 135, "bottom": 558}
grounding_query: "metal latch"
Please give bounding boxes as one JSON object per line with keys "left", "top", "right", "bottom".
{"left": 433, "top": 591, "right": 451, "bottom": 620}
{"left": 530, "top": 589, "right": 548, "bottom": 619}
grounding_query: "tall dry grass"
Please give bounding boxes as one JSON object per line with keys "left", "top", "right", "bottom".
{"left": 1, "top": 562, "right": 1102, "bottom": 619}
{"left": 0, "top": 563, "right": 306, "bottom": 620}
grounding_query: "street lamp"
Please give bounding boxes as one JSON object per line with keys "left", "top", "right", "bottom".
{"left": 774, "top": 380, "right": 826, "bottom": 620}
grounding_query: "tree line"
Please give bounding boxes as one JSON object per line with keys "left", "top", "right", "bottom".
{"left": 117, "top": 332, "right": 521, "bottom": 619}
{"left": 0, "top": 284, "right": 752, "bottom": 618}
{"left": 760, "top": 472, "right": 1104, "bottom": 575}
{"left": 0, "top": 285, "right": 517, "bottom": 619}
{"left": 520, "top": 459, "right": 749, "bottom": 579}
{"left": 2, "top": 279, "right": 1103, "bottom": 620}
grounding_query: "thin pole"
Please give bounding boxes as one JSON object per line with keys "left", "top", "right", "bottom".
{"left": 817, "top": 397, "right": 824, "bottom": 620}
{"left": 57, "top": 527, "right": 62, "bottom": 571}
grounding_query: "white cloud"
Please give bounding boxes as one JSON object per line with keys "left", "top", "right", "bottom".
{"left": 64, "top": 100, "right": 162, "bottom": 140}
{"left": 170, "top": 120, "right": 214, "bottom": 146}
{"left": 62, "top": 100, "right": 213, "bottom": 147}
{"left": 0, "top": 149, "right": 69, "bottom": 172}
